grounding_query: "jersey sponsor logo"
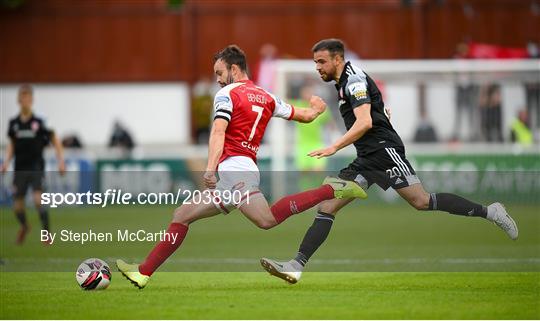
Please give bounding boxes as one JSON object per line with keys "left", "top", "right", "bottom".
{"left": 338, "top": 99, "right": 346, "bottom": 107}
{"left": 348, "top": 82, "right": 367, "bottom": 100}
{"left": 241, "top": 141, "right": 259, "bottom": 153}
{"left": 215, "top": 96, "right": 231, "bottom": 111}
{"left": 16, "top": 129, "right": 37, "bottom": 138}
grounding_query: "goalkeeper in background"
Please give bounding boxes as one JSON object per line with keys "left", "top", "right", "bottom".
{"left": 290, "top": 83, "right": 332, "bottom": 190}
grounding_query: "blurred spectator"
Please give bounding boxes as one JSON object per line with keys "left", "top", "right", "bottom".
{"left": 524, "top": 42, "right": 540, "bottom": 136}
{"left": 453, "top": 82, "right": 478, "bottom": 141}
{"left": 524, "top": 82, "right": 540, "bottom": 134}
{"left": 253, "top": 43, "right": 278, "bottom": 91}
{"left": 479, "top": 84, "right": 503, "bottom": 142}
{"left": 510, "top": 109, "right": 533, "bottom": 146}
{"left": 62, "top": 134, "right": 83, "bottom": 149}
{"left": 109, "top": 121, "right": 135, "bottom": 152}
{"left": 453, "top": 43, "right": 480, "bottom": 141}
{"left": 192, "top": 77, "right": 218, "bottom": 144}
{"left": 527, "top": 41, "right": 540, "bottom": 58}
{"left": 413, "top": 108, "right": 438, "bottom": 143}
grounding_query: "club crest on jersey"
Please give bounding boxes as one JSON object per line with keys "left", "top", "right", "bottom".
{"left": 31, "top": 121, "right": 40, "bottom": 131}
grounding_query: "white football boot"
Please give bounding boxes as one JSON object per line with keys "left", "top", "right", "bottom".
{"left": 486, "top": 202, "right": 518, "bottom": 240}
{"left": 260, "top": 258, "right": 303, "bottom": 284}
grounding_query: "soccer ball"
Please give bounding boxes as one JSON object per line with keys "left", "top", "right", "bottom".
{"left": 76, "top": 258, "right": 112, "bottom": 290}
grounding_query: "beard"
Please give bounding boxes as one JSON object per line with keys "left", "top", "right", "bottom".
{"left": 226, "top": 73, "right": 234, "bottom": 86}
{"left": 319, "top": 72, "right": 334, "bottom": 82}
{"left": 218, "top": 71, "right": 235, "bottom": 88}
{"left": 319, "top": 68, "right": 336, "bottom": 82}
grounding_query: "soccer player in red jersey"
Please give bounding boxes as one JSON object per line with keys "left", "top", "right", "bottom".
{"left": 116, "top": 45, "right": 367, "bottom": 288}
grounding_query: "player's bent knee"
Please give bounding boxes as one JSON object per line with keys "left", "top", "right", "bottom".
{"left": 255, "top": 219, "right": 275, "bottom": 230}
{"left": 410, "top": 196, "right": 429, "bottom": 211}
{"left": 13, "top": 200, "right": 25, "bottom": 212}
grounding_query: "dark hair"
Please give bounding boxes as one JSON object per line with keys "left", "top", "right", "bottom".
{"left": 312, "top": 39, "right": 345, "bottom": 58}
{"left": 18, "top": 84, "right": 33, "bottom": 95}
{"left": 213, "top": 45, "right": 248, "bottom": 72}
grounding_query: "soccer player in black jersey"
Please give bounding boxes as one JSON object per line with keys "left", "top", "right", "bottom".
{"left": 1, "top": 85, "right": 65, "bottom": 244}
{"left": 260, "top": 39, "right": 519, "bottom": 284}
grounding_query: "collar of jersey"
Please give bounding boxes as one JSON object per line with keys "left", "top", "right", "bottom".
{"left": 18, "top": 113, "right": 35, "bottom": 123}
{"left": 335, "top": 61, "right": 352, "bottom": 90}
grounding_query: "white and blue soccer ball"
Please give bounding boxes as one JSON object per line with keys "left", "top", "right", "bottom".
{"left": 76, "top": 258, "right": 112, "bottom": 290}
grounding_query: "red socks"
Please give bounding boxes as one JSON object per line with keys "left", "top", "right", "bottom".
{"left": 270, "top": 184, "right": 334, "bottom": 224}
{"left": 139, "top": 223, "right": 188, "bottom": 276}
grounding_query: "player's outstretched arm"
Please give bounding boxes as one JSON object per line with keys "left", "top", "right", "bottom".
{"left": 290, "top": 95, "right": 327, "bottom": 123}
{"left": 309, "top": 104, "right": 372, "bottom": 158}
{"left": 0, "top": 139, "right": 14, "bottom": 173}
{"left": 204, "top": 119, "right": 228, "bottom": 189}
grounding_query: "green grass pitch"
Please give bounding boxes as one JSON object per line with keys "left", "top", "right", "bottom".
{"left": 1, "top": 202, "right": 539, "bottom": 319}
{"left": 1, "top": 272, "right": 538, "bottom": 319}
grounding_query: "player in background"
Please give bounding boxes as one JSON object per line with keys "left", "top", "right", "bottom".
{"left": 260, "top": 39, "right": 519, "bottom": 284}
{"left": 1, "top": 84, "right": 65, "bottom": 245}
{"left": 290, "top": 83, "right": 333, "bottom": 191}
{"left": 116, "top": 45, "right": 367, "bottom": 289}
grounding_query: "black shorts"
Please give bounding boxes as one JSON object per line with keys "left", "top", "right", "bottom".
{"left": 12, "top": 171, "right": 45, "bottom": 198}
{"left": 338, "top": 147, "right": 420, "bottom": 191}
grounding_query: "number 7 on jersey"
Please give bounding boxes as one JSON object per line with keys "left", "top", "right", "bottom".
{"left": 248, "top": 105, "right": 263, "bottom": 142}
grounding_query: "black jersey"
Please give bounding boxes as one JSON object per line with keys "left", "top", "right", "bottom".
{"left": 335, "top": 62, "right": 403, "bottom": 156}
{"left": 7, "top": 114, "right": 53, "bottom": 171}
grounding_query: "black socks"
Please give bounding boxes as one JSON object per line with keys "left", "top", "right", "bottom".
{"left": 38, "top": 208, "right": 50, "bottom": 231}
{"left": 428, "top": 193, "right": 487, "bottom": 218}
{"left": 294, "top": 212, "right": 335, "bottom": 266}
{"left": 15, "top": 210, "right": 27, "bottom": 227}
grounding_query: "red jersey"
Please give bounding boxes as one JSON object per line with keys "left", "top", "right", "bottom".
{"left": 213, "top": 80, "right": 294, "bottom": 163}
